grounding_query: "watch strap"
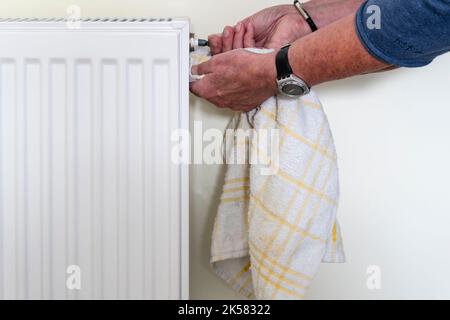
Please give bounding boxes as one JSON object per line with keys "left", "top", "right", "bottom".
{"left": 276, "top": 44, "right": 293, "bottom": 80}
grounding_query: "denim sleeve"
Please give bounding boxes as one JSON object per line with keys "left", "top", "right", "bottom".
{"left": 356, "top": 0, "right": 450, "bottom": 67}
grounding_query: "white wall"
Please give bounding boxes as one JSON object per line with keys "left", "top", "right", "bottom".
{"left": 2, "top": 0, "right": 450, "bottom": 300}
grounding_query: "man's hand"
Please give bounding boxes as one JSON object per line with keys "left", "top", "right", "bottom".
{"left": 207, "top": 1, "right": 367, "bottom": 55}
{"left": 208, "top": 5, "right": 310, "bottom": 54}
{"left": 190, "top": 49, "right": 277, "bottom": 112}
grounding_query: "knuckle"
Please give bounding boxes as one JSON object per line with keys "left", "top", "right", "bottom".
{"left": 215, "top": 89, "right": 223, "bottom": 98}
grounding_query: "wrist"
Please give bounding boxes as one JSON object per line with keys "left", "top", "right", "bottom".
{"left": 278, "top": 4, "right": 315, "bottom": 38}
{"left": 261, "top": 52, "right": 279, "bottom": 94}
{"left": 293, "top": 1, "right": 321, "bottom": 33}
{"left": 292, "top": 12, "right": 314, "bottom": 38}
{"left": 275, "top": 44, "right": 311, "bottom": 97}
{"left": 278, "top": 4, "right": 301, "bottom": 16}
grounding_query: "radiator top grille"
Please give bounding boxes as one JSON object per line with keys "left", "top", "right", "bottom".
{"left": 0, "top": 17, "right": 173, "bottom": 23}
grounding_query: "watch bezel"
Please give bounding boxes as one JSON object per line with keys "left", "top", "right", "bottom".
{"left": 277, "top": 74, "right": 310, "bottom": 98}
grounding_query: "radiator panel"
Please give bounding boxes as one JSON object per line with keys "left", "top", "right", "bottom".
{"left": 0, "top": 20, "right": 189, "bottom": 300}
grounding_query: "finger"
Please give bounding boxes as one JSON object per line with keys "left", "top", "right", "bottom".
{"left": 208, "top": 33, "right": 223, "bottom": 55}
{"left": 222, "top": 26, "right": 235, "bottom": 52}
{"left": 189, "top": 75, "right": 214, "bottom": 98}
{"left": 191, "top": 59, "right": 213, "bottom": 76}
{"left": 243, "top": 22, "right": 256, "bottom": 48}
{"left": 233, "top": 22, "right": 245, "bottom": 49}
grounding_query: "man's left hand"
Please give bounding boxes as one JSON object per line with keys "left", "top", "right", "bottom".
{"left": 190, "top": 49, "right": 277, "bottom": 112}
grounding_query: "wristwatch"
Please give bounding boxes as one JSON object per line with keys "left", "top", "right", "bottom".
{"left": 276, "top": 44, "right": 310, "bottom": 97}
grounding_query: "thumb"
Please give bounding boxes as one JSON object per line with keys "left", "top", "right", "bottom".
{"left": 189, "top": 76, "right": 212, "bottom": 98}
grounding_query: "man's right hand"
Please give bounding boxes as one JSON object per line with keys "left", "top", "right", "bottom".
{"left": 208, "top": 5, "right": 311, "bottom": 54}
{"left": 207, "top": 1, "right": 367, "bottom": 55}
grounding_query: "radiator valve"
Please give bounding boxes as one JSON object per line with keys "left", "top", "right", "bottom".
{"left": 190, "top": 33, "right": 209, "bottom": 52}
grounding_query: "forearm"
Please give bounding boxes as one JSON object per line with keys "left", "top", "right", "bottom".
{"left": 288, "top": 13, "right": 390, "bottom": 87}
{"left": 302, "top": 0, "right": 365, "bottom": 30}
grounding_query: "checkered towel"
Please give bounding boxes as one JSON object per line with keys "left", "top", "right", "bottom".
{"left": 191, "top": 48, "right": 345, "bottom": 300}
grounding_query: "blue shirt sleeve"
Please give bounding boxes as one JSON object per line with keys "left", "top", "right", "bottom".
{"left": 356, "top": 0, "right": 450, "bottom": 67}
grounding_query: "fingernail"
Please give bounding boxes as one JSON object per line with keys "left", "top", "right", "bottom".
{"left": 235, "top": 23, "right": 242, "bottom": 32}
{"left": 223, "top": 28, "right": 230, "bottom": 37}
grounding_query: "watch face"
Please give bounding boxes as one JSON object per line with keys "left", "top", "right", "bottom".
{"left": 278, "top": 75, "right": 310, "bottom": 97}
{"left": 282, "top": 83, "right": 304, "bottom": 96}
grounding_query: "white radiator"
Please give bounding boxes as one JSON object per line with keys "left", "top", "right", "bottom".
{"left": 0, "top": 18, "right": 189, "bottom": 300}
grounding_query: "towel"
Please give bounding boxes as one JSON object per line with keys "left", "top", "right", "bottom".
{"left": 191, "top": 47, "right": 345, "bottom": 300}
